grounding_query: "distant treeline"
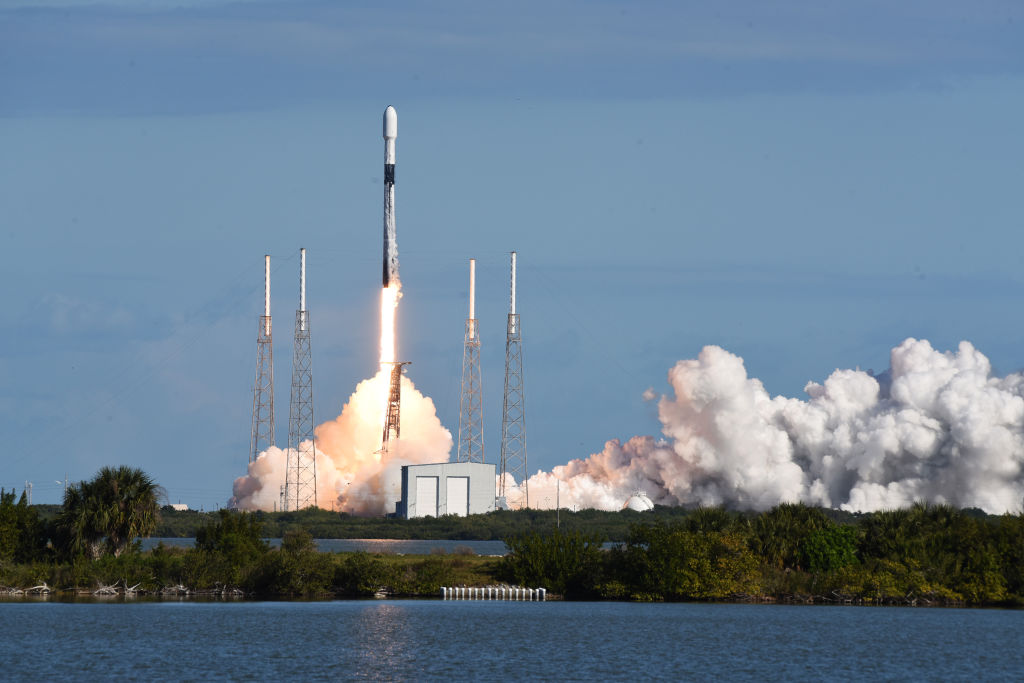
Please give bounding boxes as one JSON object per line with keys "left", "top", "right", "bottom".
{"left": 151, "top": 504, "right": 879, "bottom": 541}
{"left": 503, "top": 503, "right": 1024, "bottom": 606}
{"left": 5, "top": 485, "right": 1023, "bottom": 605}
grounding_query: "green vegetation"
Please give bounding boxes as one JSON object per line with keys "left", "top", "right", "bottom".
{"left": 55, "top": 466, "right": 164, "bottom": 560}
{"left": 0, "top": 489, "right": 47, "bottom": 564}
{"left": 2, "top": 470, "right": 1023, "bottom": 605}
{"left": 501, "top": 529, "right": 606, "bottom": 596}
{"left": 151, "top": 505, "right": 707, "bottom": 541}
{"left": 509, "top": 503, "right": 1024, "bottom": 605}
{"left": 0, "top": 507, "right": 501, "bottom": 598}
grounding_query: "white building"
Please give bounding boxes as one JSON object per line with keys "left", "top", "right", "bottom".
{"left": 622, "top": 491, "right": 655, "bottom": 512}
{"left": 395, "top": 462, "right": 497, "bottom": 518}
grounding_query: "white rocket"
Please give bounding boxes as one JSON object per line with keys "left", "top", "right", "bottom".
{"left": 382, "top": 105, "right": 399, "bottom": 287}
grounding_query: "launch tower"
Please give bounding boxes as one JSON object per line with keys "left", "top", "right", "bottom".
{"left": 250, "top": 255, "right": 275, "bottom": 463}
{"left": 499, "top": 251, "right": 527, "bottom": 506}
{"left": 457, "top": 258, "right": 484, "bottom": 463}
{"left": 286, "top": 248, "right": 317, "bottom": 510}
{"left": 381, "top": 361, "right": 411, "bottom": 457}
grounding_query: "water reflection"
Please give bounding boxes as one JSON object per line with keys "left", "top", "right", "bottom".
{"left": 347, "top": 603, "right": 414, "bottom": 676}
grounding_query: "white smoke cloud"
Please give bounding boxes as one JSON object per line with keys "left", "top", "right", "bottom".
{"left": 231, "top": 368, "right": 452, "bottom": 514}
{"left": 514, "top": 338, "right": 1024, "bottom": 514}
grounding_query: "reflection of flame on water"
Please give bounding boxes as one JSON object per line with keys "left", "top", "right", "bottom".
{"left": 354, "top": 604, "right": 411, "bottom": 669}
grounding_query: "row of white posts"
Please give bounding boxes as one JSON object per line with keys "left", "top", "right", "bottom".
{"left": 441, "top": 587, "right": 546, "bottom": 601}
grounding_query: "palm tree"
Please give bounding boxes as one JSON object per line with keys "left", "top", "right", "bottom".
{"left": 750, "top": 503, "right": 828, "bottom": 570}
{"left": 685, "top": 506, "right": 735, "bottom": 534}
{"left": 57, "top": 466, "right": 165, "bottom": 559}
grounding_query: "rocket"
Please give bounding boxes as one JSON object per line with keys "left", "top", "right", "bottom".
{"left": 382, "top": 106, "right": 399, "bottom": 287}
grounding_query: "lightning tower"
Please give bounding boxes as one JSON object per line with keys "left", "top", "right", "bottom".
{"left": 250, "top": 255, "right": 275, "bottom": 464}
{"left": 381, "top": 361, "right": 411, "bottom": 457}
{"left": 499, "top": 251, "right": 527, "bottom": 506}
{"left": 457, "top": 258, "right": 484, "bottom": 463}
{"left": 286, "top": 248, "right": 317, "bottom": 510}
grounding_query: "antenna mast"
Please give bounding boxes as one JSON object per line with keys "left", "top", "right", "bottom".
{"left": 457, "top": 258, "right": 484, "bottom": 463}
{"left": 499, "top": 251, "right": 527, "bottom": 507}
{"left": 250, "top": 255, "right": 275, "bottom": 464}
{"left": 286, "top": 248, "right": 317, "bottom": 510}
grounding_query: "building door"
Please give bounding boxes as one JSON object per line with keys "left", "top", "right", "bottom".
{"left": 446, "top": 476, "right": 469, "bottom": 517}
{"left": 415, "top": 476, "right": 438, "bottom": 517}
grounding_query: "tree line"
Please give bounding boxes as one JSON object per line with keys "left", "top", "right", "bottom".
{"left": 501, "top": 503, "right": 1024, "bottom": 605}
{"left": 3, "top": 467, "right": 1023, "bottom": 605}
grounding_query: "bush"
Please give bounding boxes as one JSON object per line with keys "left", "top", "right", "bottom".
{"left": 801, "top": 524, "right": 858, "bottom": 574}
{"left": 334, "top": 552, "right": 391, "bottom": 596}
{"left": 501, "top": 529, "right": 605, "bottom": 597}
{"left": 612, "top": 523, "right": 760, "bottom": 600}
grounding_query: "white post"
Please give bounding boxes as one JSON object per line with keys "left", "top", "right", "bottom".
{"left": 299, "top": 248, "right": 306, "bottom": 313}
{"left": 264, "top": 254, "right": 271, "bottom": 335}
{"left": 510, "top": 251, "right": 517, "bottom": 315}
{"left": 469, "top": 258, "right": 476, "bottom": 340}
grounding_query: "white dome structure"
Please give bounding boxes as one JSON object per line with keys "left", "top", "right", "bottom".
{"left": 622, "top": 491, "right": 655, "bottom": 512}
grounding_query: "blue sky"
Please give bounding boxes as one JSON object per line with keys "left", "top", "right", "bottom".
{"left": 2, "top": 0, "right": 1023, "bottom": 507}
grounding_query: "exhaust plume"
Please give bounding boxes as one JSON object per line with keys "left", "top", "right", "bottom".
{"left": 512, "top": 338, "right": 1024, "bottom": 514}
{"left": 232, "top": 368, "right": 452, "bottom": 514}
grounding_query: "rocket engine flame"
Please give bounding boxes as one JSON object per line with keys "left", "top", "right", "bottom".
{"left": 379, "top": 284, "right": 401, "bottom": 369}
{"left": 506, "top": 338, "right": 1024, "bottom": 514}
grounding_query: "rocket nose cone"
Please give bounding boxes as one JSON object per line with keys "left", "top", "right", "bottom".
{"left": 383, "top": 106, "right": 398, "bottom": 139}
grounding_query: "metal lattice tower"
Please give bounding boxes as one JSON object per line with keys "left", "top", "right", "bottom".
{"left": 499, "top": 251, "right": 527, "bottom": 506}
{"left": 381, "top": 361, "right": 411, "bottom": 457}
{"left": 457, "top": 258, "right": 484, "bottom": 463}
{"left": 286, "top": 248, "right": 317, "bottom": 511}
{"left": 250, "top": 255, "right": 275, "bottom": 464}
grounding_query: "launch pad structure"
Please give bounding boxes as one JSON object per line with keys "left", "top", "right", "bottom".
{"left": 499, "top": 251, "right": 528, "bottom": 507}
{"left": 285, "top": 248, "right": 317, "bottom": 511}
{"left": 457, "top": 258, "right": 484, "bottom": 463}
{"left": 250, "top": 255, "right": 275, "bottom": 464}
{"left": 242, "top": 109, "right": 532, "bottom": 514}
{"left": 381, "top": 361, "right": 411, "bottom": 457}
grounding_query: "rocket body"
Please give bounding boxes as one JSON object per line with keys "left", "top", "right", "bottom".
{"left": 382, "top": 106, "right": 399, "bottom": 287}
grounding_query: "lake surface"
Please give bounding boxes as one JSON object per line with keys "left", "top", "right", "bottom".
{"left": 1, "top": 600, "right": 1020, "bottom": 681}
{"left": 143, "top": 537, "right": 509, "bottom": 555}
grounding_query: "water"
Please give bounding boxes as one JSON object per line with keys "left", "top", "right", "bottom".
{"left": 1, "top": 600, "right": 1020, "bottom": 681}
{"left": 143, "top": 538, "right": 508, "bottom": 555}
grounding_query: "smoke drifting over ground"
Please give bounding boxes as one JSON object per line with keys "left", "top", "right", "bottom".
{"left": 232, "top": 369, "right": 452, "bottom": 514}
{"left": 517, "top": 338, "right": 1024, "bottom": 514}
